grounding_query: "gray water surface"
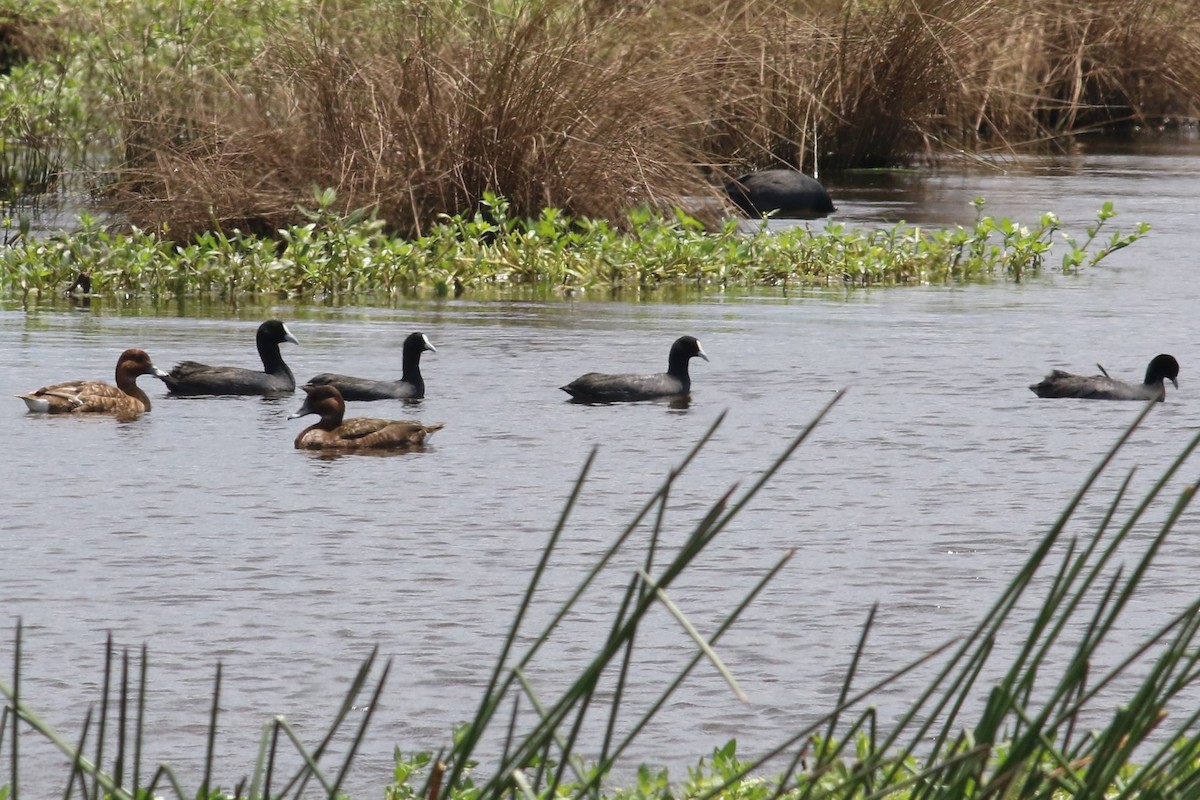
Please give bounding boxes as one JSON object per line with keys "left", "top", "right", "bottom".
{"left": 4, "top": 145, "right": 1200, "bottom": 795}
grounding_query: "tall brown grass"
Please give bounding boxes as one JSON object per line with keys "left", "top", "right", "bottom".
{"left": 97, "top": 0, "right": 719, "bottom": 240}
{"left": 931, "top": 0, "right": 1200, "bottom": 150}
{"left": 87, "top": 0, "right": 1200, "bottom": 238}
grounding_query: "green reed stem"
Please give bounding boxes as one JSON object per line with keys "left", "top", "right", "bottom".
{"left": 281, "top": 647, "right": 379, "bottom": 797}
{"left": 10, "top": 619, "right": 19, "bottom": 800}
{"left": 132, "top": 644, "right": 146, "bottom": 800}
{"left": 588, "top": 549, "right": 797, "bottom": 798}
{"left": 63, "top": 705, "right": 92, "bottom": 800}
{"left": 259, "top": 720, "right": 281, "bottom": 800}
{"left": 475, "top": 394, "right": 841, "bottom": 798}
{"left": 115, "top": 647, "right": 128, "bottom": 791}
{"left": 636, "top": 570, "right": 747, "bottom": 702}
{"left": 273, "top": 718, "right": 337, "bottom": 795}
{"left": 200, "top": 661, "right": 220, "bottom": 799}
{"left": 92, "top": 632, "right": 112, "bottom": 800}
{"left": 449, "top": 414, "right": 729, "bottom": 795}
{"left": 330, "top": 657, "right": 392, "bottom": 797}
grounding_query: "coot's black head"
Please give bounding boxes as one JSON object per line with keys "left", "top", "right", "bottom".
{"left": 404, "top": 332, "right": 437, "bottom": 356}
{"left": 671, "top": 336, "right": 708, "bottom": 362}
{"left": 666, "top": 336, "right": 708, "bottom": 378}
{"left": 1146, "top": 354, "right": 1180, "bottom": 388}
{"left": 258, "top": 320, "right": 300, "bottom": 347}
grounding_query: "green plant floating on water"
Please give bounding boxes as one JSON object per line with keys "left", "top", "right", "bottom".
{"left": 0, "top": 195, "right": 1150, "bottom": 302}
{"left": 7, "top": 397, "right": 1200, "bottom": 799}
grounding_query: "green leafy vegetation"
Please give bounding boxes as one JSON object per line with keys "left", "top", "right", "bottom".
{"left": 0, "top": 194, "right": 1150, "bottom": 302}
{"left": 5, "top": 400, "right": 1200, "bottom": 799}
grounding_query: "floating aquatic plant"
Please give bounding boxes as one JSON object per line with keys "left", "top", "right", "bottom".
{"left": 0, "top": 194, "right": 1149, "bottom": 304}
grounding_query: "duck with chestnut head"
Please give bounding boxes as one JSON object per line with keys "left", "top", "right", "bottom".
{"left": 289, "top": 385, "right": 444, "bottom": 451}
{"left": 17, "top": 349, "right": 168, "bottom": 416}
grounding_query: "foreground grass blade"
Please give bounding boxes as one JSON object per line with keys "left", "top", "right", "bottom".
{"left": 331, "top": 658, "right": 392, "bottom": 796}
{"left": 11, "top": 391, "right": 1200, "bottom": 799}
{"left": 133, "top": 644, "right": 147, "bottom": 800}
{"left": 281, "top": 647, "right": 380, "bottom": 797}
{"left": 9, "top": 620, "right": 18, "bottom": 800}
{"left": 446, "top": 413, "right": 732, "bottom": 794}
{"left": 63, "top": 706, "right": 92, "bottom": 800}
{"left": 636, "top": 570, "right": 747, "bottom": 703}
{"left": 199, "top": 662, "right": 221, "bottom": 800}
{"left": 93, "top": 633, "right": 112, "bottom": 800}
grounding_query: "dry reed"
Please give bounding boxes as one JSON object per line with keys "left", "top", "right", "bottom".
{"left": 98, "top": 0, "right": 719, "bottom": 240}
{"left": 923, "top": 0, "right": 1200, "bottom": 150}
{"left": 0, "top": 6, "right": 56, "bottom": 75}
{"left": 82, "top": 0, "right": 1200, "bottom": 238}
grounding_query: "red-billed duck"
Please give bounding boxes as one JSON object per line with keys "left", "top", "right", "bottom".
{"left": 163, "top": 320, "right": 299, "bottom": 396}
{"left": 561, "top": 335, "right": 709, "bottom": 403}
{"left": 289, "top": 385, "right": 444, "bottom": 450}
{"left": 17, "top": 349, "right": 167, "bottom": 415}
{"left": 305, "top": 332, "right": 436, "bottom": 401}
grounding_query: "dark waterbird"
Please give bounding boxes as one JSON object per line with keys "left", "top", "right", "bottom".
{"left": 163, "top": 320, "right": 300, "bottom": 396}
{"left": 1029, "top": 354, "right": 1180, "bottom": 401}
{"left": 289, "top": 385, "right": 444, "bottom": 451}
{"left": 725, "top": 169, "right": 835, "bottom": 219}
{"left": 67, "top": 272, "right": 92, "bottom": 296}
{"left": 66, "top": 272, "right": 93, "bottom": 309}
{"left": 17, "top": 349, "right": 167, "bottom": 415}
{"left": 561, "top": 335, "right": 709, "bottom": 403}
{"left": 305, "top": 331, "right": 436, "bottom": 401}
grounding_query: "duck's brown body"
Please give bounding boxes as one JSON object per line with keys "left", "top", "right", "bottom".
{"left": 294, "top": 416, "right": 444, "bottom": 450}
{"left": 290, "top": 385, "right": 443, "bottom": 451}
{"left": 17, "top": 349, "right": 167, "bottom": 416}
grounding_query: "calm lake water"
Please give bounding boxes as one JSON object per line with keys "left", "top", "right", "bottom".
{"left": 5, "top": 139, "right": 1200, "bottom": 796}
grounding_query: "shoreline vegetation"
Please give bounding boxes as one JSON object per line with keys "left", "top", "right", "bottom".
{"left": 0, "top": 0, "right": 1187, "bottom": 297}
{"left": 0, "top": 194, "right": 1151, "bottom": 302}
{"left": 7, "top": 404, "right": 1200, "bottom": 799}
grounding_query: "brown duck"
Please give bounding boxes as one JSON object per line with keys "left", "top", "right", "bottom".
{"left": 289, "top": 385, "right": 444, "bottom": 451}
{"left": 17, "top": 349, "right": 168, "bottom": 415}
